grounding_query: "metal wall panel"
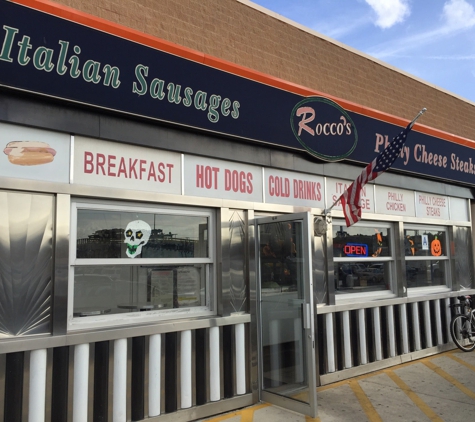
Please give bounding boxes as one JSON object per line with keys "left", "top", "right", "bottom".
{"left": 313, "top": 217, "right": 328, "bottom": 305}
{"left": 53, "top": 194, "right": 70, "bottom": 335}
{"left": 395, "top": 221, "right": 407, "bottom": 297}
{"left": 326, "top": 217, "right": 336, "bottom": 306}
{"left": 453, "top": 225, "right": 474, "bottom": 290}
{"left": 0, "top": 191, "right": 53, "bottom": 337}
{"left": 221, "top": 209, "right": 248, "bottom": 316}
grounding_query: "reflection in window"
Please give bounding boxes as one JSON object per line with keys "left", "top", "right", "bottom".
{"left": 73, "top": 265, "right": 206, "bottom": 316}
{"left": 333, "top": 225, "right": 390, "bottom": 258}
{"left": 259, "top": 221, "right": 301, "bottom": 290}
{"left": 334, "top": 262, "right": 390, "bottom": 292}
{"left": 332, "top": 221, "right": 393, "bottom": 294}
{"left": 405, "top": 260, "right": 446, "bottom": 288}
{"left": 71, "top": 203, "right": 213, "bottom": 321}
{"left": 403, "top": 229, "right": 446, "bottom": 257}
{"left": 76, "top": 210, "right": 208, "bottom": 259}
{"left": 404, "top": 226, "right": 449, "bottom": 288}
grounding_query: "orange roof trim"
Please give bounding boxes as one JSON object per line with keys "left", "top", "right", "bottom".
{"left": 10, "top": 0, "right": 475, "bottom": 148}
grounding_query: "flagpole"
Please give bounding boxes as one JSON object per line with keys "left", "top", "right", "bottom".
{"left": 324, "top": 107, "right": 427, "bottom": 215}
{"left": 408, "top": 107, "right": 427, "bottom": 129}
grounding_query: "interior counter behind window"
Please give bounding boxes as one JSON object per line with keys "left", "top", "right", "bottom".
{"left": 69, "top": 201, "right": 215, "bottom": 328}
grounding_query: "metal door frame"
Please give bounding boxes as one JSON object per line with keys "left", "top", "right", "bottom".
{"left": 255, "top": 212, "right": 317, "bottom": 418}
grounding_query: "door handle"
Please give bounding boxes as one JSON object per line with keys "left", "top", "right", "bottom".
{"left": 302, "top": 303, "right": 311, "bottom": 329}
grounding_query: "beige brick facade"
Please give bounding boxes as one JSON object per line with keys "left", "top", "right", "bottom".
{"left": 52, "top": 0, "right": 475, "bottom": 141}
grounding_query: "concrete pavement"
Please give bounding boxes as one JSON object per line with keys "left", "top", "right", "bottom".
{"left": 199, "top": 349, "right": 475, "bottom": 422}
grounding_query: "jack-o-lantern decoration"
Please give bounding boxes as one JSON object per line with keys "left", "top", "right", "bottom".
{"left": 431, "top": 236, "right": 442, "bottom": 256}
{"left": 372, "top": 231, "right": 383, "bottom": 257}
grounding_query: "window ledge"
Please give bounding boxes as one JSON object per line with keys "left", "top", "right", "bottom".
{"left": 407, "top": 286, "right": 451, "bottom": 297}
{"left": 334, "top": 290, "right": 397, "bottom": 305}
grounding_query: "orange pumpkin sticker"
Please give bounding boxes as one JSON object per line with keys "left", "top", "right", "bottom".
{"left": 431, "top": 237, "right": 442, "bottom": 256}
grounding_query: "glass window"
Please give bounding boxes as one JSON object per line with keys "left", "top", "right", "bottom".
{"left": 403, "top": 228, "right": 446, "bottom": 257}
{"left": 259, "top": 220, "right": 301, "bottom": 289}
{"left": 404, "top": 225, "right": 449, "bottom": 289}
{"left": 76, "top": 209, "right": 208, "bottom": 259}
{"left": 73, "top": 264, "right": 206, "bottom": 313}
{"left": 332, "top": 220, "right": 394, "bottom": 295}
{"left": 70, "top": 201, "right": 214, "bottom": 324}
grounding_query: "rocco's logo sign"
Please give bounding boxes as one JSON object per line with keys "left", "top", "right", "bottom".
{"left": 290, "top": 97, "right": 358, "bottom": 162}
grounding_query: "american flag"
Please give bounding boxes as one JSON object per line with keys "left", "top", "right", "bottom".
{"left": 339, "top": 122, "right": 413, "bottom": 227}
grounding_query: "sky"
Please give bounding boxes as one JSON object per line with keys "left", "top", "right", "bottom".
{"left": 251, "top": 0, "right": 475, "bottom": 103}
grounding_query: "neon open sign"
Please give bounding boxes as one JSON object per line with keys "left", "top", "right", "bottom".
{"left": 343, "top": 243, "right": 368, "bottom": 257}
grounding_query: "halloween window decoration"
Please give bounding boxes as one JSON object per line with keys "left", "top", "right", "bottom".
{"left": 332, "top": 220, "right": 394, "bottom": 295}
{"left": 124, "top": 220, "right": 151, "bottom": 258}
{"left": 430, "top": 236, "right": 442, "bottom": 257}
{"left": 372, "top": 230, "right": 383, "bottom": 257}
{"left": 404, "top": 226, "right": 448, "bottom": 288}
{"left": 75, "top": 209, "right": 208, "bottom": 259}
{"left": 70, "top": 201, "right": 213, "bottom": 324}
{"left": 403, "top": 228, "right": 446, "bottom": 258}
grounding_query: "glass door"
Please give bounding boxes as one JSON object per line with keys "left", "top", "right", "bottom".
{"left": 256, "top": 212, "right": 317, "bottom": 418}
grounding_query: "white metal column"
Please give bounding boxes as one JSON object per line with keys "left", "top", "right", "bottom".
{"left": 29, "top": 349, "right": 47, "bottom": 422}
{"left": 400, "top": 303, "right": 409, "bottom": 354}
{"left": 73, "top": 343, "right": 89, "bottom": 422}
{"left": 149, "top": 334, "right": 161, "bottom": 417}
{"left": 358, "top": 309, "right": 368, "bottom": 365}
{"left": 372, "top": 307, "right": 382, "bottom": 361}
{"left": 209, "top": 326, "right": 220, "bottom": 401}
{"left": 181, "top": 330, "right": 192, "bottom": 409}
{"left": 412, "top": 302, "right": 421, "bottom": 351}
{"left": 325, "top": 313, "right": 335, "bottom": 372}
{"left": 235, "top": 323, "right": 246, "bottom": 394}
{"left": 387, "top": 305, "right": 396, "bottom": 358}
{"left": 113, "top": 339, "right": 127, "bottom": 422}
{"left": 342, "top": 310, "right": 352, "bottom": 369}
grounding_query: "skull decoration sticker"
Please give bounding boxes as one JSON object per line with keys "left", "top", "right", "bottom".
{"left": 124, "top": 220, "right": 152, "bottom": 258}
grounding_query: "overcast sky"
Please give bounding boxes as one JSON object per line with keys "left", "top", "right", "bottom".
{"left": 250, "top": 0, "right": 475, "bottom": 104}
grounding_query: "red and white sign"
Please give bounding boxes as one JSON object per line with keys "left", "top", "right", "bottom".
{"left": 184, "top": 156, "right": 262, "bottom": 201}
{"left": 264, "top": 169, "right": 324, "bottom": 207}
{"left": 415, "top": 192, "right": 449, "bottom": 219}
{"left": 74, "top": 136, "right": 181, "bottom": 194}
{"left": 375, "top": 186, "right": 415, "bottom": 216}
{"left": 326, "top": 178, "right": 374, "bottom": 213}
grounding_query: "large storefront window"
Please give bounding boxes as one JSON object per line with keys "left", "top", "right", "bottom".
{"left": 69, "top": 201, "right": 214, "bottom": 327}
{"left": 404, "top": 225, "right": 449, "bottom": 289}
{"left": 333, "top": 221, "right": 393, "bottom": 295}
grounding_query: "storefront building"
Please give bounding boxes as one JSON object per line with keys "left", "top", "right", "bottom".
{"left": 0, "top": 0, "right": 474, "bottom": 420}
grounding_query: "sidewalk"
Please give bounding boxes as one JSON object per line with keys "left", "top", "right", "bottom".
{"left": 199, "top": 349, "right": 475, "bottom": 422}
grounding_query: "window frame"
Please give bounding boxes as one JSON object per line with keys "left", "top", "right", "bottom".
{"left": 332, "top": 219, "right": 396, "bottom": 302}
{"left": 68, "top": 199, "right": 216, "bottom": 331}
{"left": 403, "top": 223, "right": 451, "bottom": 294}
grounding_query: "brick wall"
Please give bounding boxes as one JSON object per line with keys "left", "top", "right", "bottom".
{"left": 51, "top": 0, "right": 475, "bottom": 141}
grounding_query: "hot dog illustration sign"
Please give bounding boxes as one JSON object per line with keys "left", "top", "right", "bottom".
{"left": 3, "top": 141, "right": 57, "bottom": 165}
{"left": 0, "top": 122, "right": 70, "bottom": 183}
